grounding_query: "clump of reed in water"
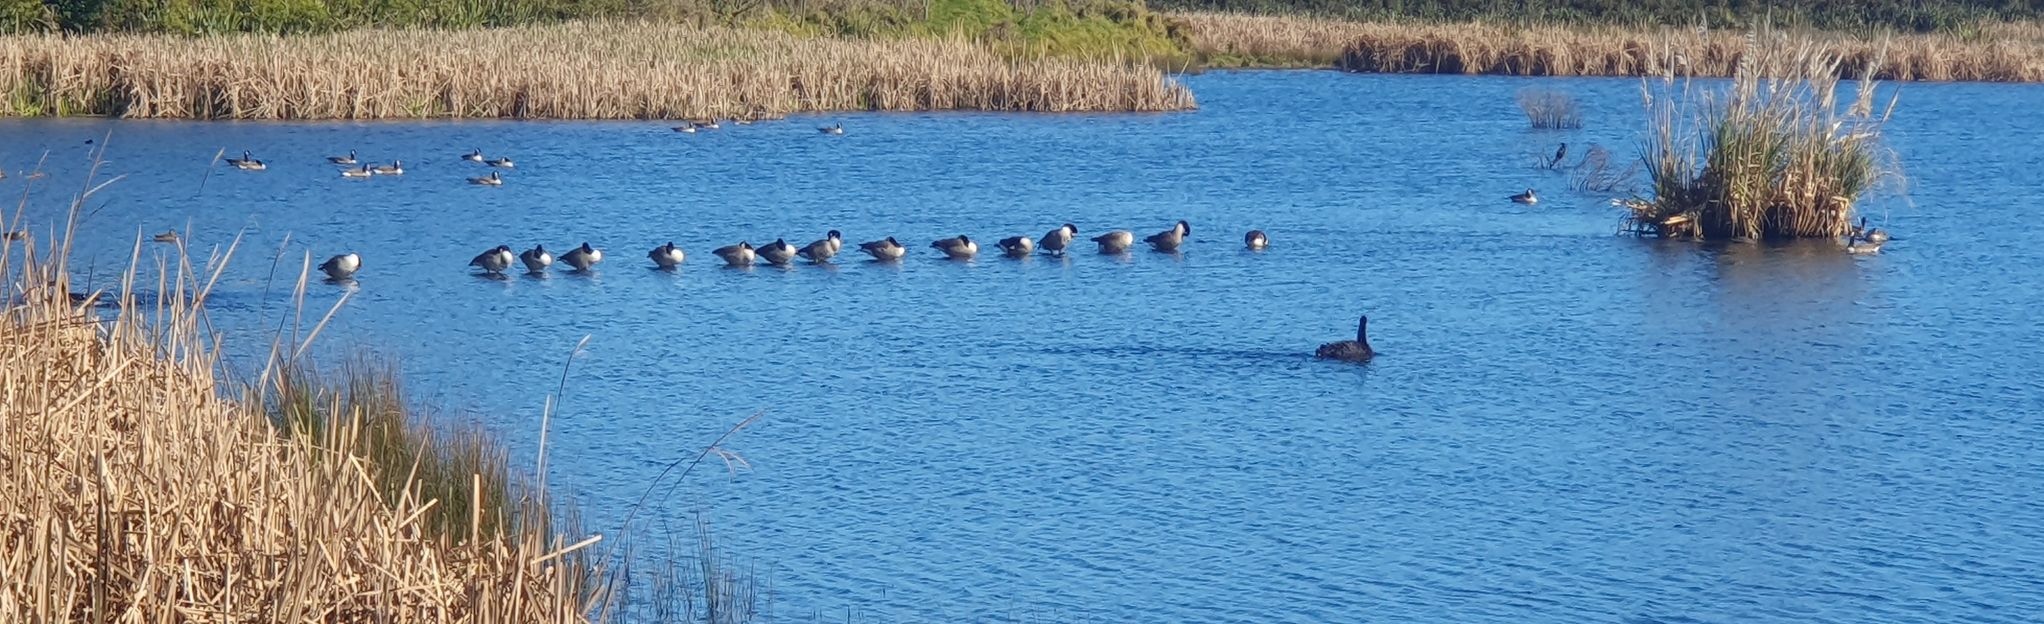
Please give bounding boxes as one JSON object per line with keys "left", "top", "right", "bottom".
{"left": 1627, "top": 38, "right": 1897, "bottom": 240}
{"left": 1166, "top": 11, "right": 2044, "bottom": 81}
{"left": 0, "top": 21, "right": 1195, "bottom": 119}
{"left": 0, "top": 174, "right": 605, "bottom": 621}
{"left": 1516, "top": 87, "right": 1581, "bottom": 129}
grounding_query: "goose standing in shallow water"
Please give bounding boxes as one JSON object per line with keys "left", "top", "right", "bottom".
{"left": 341, "top": 165, "right": 374, "bottom": 178}
{"left": 1092, "top": 230, "right": 1134, "bottom": 254}
{"left": 996, "top": 235, "right": 1034, "bottom": 258}
{"left": 485, "top": 156, "right": 514, "bottom": 168}
{"left": 859, "top": 237, "right": 905, "bottom": 261}
{"left": 560, "top": 242, "right": 603, "bottom": 271}
{"left": 932, "top": 235, "right": 977, "bottom": 260}
{"left": 713, "top": 241, "right": 756, "bottom": 267}
{"left": 1315, "top": 315, "right": 1375, "bottom": 362}
{"left": 1509, "top": 188, "right": 1538, "bottom": 204}
{"left": 1146, "top": 220, "right": 1190, "bottom": 252}
{"left": 319, "top": 253, "right": 361, "bottom": 280}
{"left": 470, "top": 245, "right": 515, "bottom": 274}
{"left": 462, "top": 149, "right": 485, "bottom": 162}
{"left": 372, "top": 160, "right": 404, "bottom": 175}
{"left": 798, "top": 230, "right": 843, "bottom": 263}
{"left": 469, "top": 171, "right": 503, "bottom": 186}
{"left": 327, "top": 150, "right": 357, "bottom": 165}
{"left": 519, "top": 245, "right": 553, "bottom": 273}
{"left": 649, "top": 242, "right": 686, "bottom": 269}
{"left": 757, "top": 239, "right": 799, "bottom": 265}
{"left": 1039, "top": 223, "right": 1078, "bottom": 256}
{"left": 1245, "top": 230, "right": 1269, "bottom": 250}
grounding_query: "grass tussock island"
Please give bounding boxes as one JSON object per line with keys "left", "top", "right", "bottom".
{"left": 1176, "top": 12, "right": 2044, "bottom": 81}
{"left": 0, "top": 20, "right": 1196, "bottom": 119}
{"left": 0, "top": 195, "right": 610, "bottom": 619}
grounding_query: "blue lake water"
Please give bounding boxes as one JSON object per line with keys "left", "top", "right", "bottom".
{"left": 7, "top": 70, "right": 2044, "bottom": 622}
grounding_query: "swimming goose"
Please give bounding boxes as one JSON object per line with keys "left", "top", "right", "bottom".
{"left": 820, "top": 124, "right": 845, "bottom": 135}
{"left": 649, "top": 242, "right": 686, "bottom": 269}
{"left": 713, "top": 241, "right": 756, "bottom": 267}
{"left": 672, "top": 125, "right": 698, "bottom": 134}
{"left": 470, "top": 245, "right": 515, "bottom": 274}
{"left": 226, "top": 151, "right": 266, "bottom": 171}
{"left": 859, "top": 237, "right": 905, "bottom": 261}
{"left": 1551, "top": 142, "right": 1568, "bottom": 167}
{"left": 327, "top": 150, "right": 358, "bottom": 165}
{"left": 560, "top": 242, "right": 603, "bottom": 271}
{"left": 319, "top": 253, "right": 361, "bottom": 280}
{"left": 694, "top": 119, "right": 721, "bottom": 130}
{"left": 1509, "top": 188, "right": 1538, "bottom": 204}
{"left": 1862, "top": 226, "right": 1889, "bottom": 245}
{"left": 485, "top": 157, "right": 514, "bottom": 168}
{"left": 931, "top": 235, "right": 977, "bottom": 260}
{"left": 757, "top": 238, "right": 799, "bottom": 265}
{"left": 372, "top": 160, "right": 404, "bottom": 175}
{"left": 462, "top": 149, "right": 484, "bottom": 162}
{"left": 798, "top": 230, "right": 843, "bottom": 263}
{"left": 341, "top": 165, "right": 374, "bottom": 178}
{"left": 1315, "top": 315, "right": 1375, "bottom": 362}
{"left": 1145, "top": 220, "right": 1190, "bottom": 252}
{"left": 1245, "top": 229, "right": 1269, "bottom": 250}
{"left": 469, "top": 171, "right": 503, "bottom": 186}
{"left": 1092, "top": 230, "right": 1134, "bottom": 254}
{"left": 996, "top": 235, "right": 1034, "bottom": 258}
{"left": 1846, "top": 239, "right": 1884, "bottom": 254}
{"left": 151, "top": 230, "right": 179, "bottom": 243}
{"left": 1039, "top": 223, "right": 1078, "bottom": 256}
{"left": 519, "top": 245, "right": 553, "bottom": 272}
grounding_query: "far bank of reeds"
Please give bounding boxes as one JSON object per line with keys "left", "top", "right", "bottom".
{"left": 1173, "top": 12, "right": 2044, "bottom": 81}
{"left": 0, "top": 20, "right": 1194, "bottom": 119}
{"left": 0, "top": 180, "right": 604, "bottom": 620}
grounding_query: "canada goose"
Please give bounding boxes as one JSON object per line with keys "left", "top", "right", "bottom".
{"left": 1847, "top": 217, "right": 1868, "bottom": 241}
{"left": 1509, "top": 188, "right": 1538, "bottom": 204}
{"left": 519, "top": 245, "right": 553, "bottom": 273}
{"left": 319, "top": 253, "right": 361, "bottom": 280}
{"left": 372, "top": 160, "right": 404, "bottom": 175}
{"left": 1039, "top": 223, "right": 1078, "bottom": 256}
{"left": 996, "top": 235, "right": 1034, "bottom": 258}
{"left": 1863, "top": 226, "right": 1889, "bottom": 245}
{"left": 469, "top": 245, "right": 515, "bottom": 274}
{"left": 469, "top": 171, "right": 503, "bottom": 186}
{"left": 1145, "top": 220, "right": 1190, "bottom": 252}
{"left": 931, "top": 235, "right": 977, "bottom": 260}
{"left": 798, "top": 230, "right": 843, "bottom": 263}
{"left": 757, "top": 238, "right": 799, "bottom": 265}
{"left": 485, "top": 157, "right": 514, "bottom": 168}
{"left": 462, "top": 149, "right": 484, "bottom": 162}
{"left": 859, "top": 237, "right": 905, "bottom": 261}
{"left": 1245, "top": 230, "right": 1268, "bottom": 250}
{"left": 694, "top": 119, "right": 720, "bottom": 130}
{"left": 226, "top": 151, "right": 266, "bottom": 171}
{"left": 150, "top": 230, "right": 179, "bottom": 243}
{"left": 341, "top": 165, "right": 374, "bottom": 178}
{"left": 713, "top": 241, "right": 756, "bottom": 267}
{"left": 327, "top": 150, "right": 357, "bottom": 165}
{"left": 1551, "top": 142, "right": 1568, "bottom": 167}
{"left": 649, "top": 242, "right": 686, "bottom": 269}
{"left": 1315, "top": 315, "right": 1375, "bottom": 362}
{"left": 819, "top": 124, "right": 845, "bottom": 135}
{"left": 1846, "top": 240, "right": 1884, "bottom": 254}
{"left": 2, "top": 230, "right": 24, "bottom": 241}
{"left": 1092, "top": 230, "right": 1134, "bottom": 254}
{"left": 731, "top": 118, "right": 753, "bottom": 126}
{"left": 672, "top": 125, "right": 698, "bottom": 134}
{"left": 560, "top": 242, "right": 603, "bottom": 272}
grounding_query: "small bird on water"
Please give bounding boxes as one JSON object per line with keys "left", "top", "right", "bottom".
{"left": 1315, "top": 315, "right": 1375, "bottom": 362}
{"left": 1245, "top": 230, "right": 1268, "bottom": 250}
{"left": 319, "top": 253, "right": 361, "bottom": 280}
{"left": 1509, "top": 188, "right": 1539, "bottom": 204}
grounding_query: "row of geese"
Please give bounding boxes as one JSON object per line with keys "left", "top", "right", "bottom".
{"left": 305, "top": 221, "right": 1267, "bottom": 281}
{"left": 225, "top": 148, "right": 518, "bottom": 185}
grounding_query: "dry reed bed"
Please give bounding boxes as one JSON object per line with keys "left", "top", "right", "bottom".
{"left": 1174, "top": 12, "right": 2044, "bottom": 81}
{"left": 1, "top": 217, "right": 599, "bottom": 619}
{"left": 0, "top": 22, "right": 1194, "bottom": 119}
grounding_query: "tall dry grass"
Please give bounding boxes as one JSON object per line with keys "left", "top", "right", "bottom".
{"left": 0, "top": 21, "right": 1194, "bottom": 119}
{"left": 1627, "top": 41, "right": 1897, "bottom": 240}
{"left": 0, "top": 164, "right": 605, "bottom": 620}
{"left": 1515, "top": 87, "right": 1581, "bottom": 129}
{"left": 1172, "top": 11, "right": 2044, "bottom": 81}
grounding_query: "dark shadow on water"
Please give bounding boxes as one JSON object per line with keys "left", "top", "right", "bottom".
{"left": 473, "top": 272, "right": 510, "bottom": 282}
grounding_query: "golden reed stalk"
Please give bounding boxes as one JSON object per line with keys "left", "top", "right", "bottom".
{"left": 0, "top": 21, "right": 1194, "bottom": 119}
{"left": 1, "top": 179, "right": 602, "bottom": 620}
{"left": 1174, "top": 12, "right": 2044, "bottom": 81}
